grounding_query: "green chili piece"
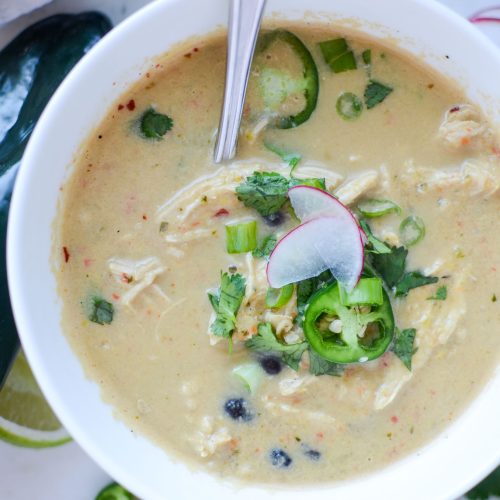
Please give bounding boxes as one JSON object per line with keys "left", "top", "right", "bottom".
{"left": 400, "top": 215, "right": 425, "bottom": 246}
{"left": 357, "top": 198, "right": 401, "bottom": 218}
{"left": 339, "top": 278, "right": 384, "bottom": 306}
{"left": 303, "top": 282, "right": 394, "bottom": 364}
{"left": 259, "top": 30, "right": 319, "bottom": 129}
{"left": 266, "top": 283, "right": 294, "bottom": 309}
{"left": 225, "top": 221, "right": 258, "bottom": 254}
{"left": 336, "top": 92, "right": 363, "bottom": 121}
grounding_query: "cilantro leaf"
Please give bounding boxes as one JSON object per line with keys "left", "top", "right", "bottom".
{"left": 394, "top": 272, "right": 438, "bottom": 297}
{"left": 427, "top": 285, "right": 447, "bottom": 301}
{"left": 370, "top": 246, "right": 408, "bottom": 287}
{"left": 359, "top": 219, "right": 391, "bottom": 254}
{"left": 140, "top": 108, "right": 173, "bottom": 139}
{"left": 208, "top": 272, "right": 246, "bottom": 338}
{"left": 308, "top": 349, "right": 344, "bottom": 376}
{"left": 89, "top": 297, "right": 114, "bottom": 325}
{"left": 245, "top": 323, "right": 307, "bottom": 371}
{"left": 364, "top": 80, "right": 393, "bottom": 109}
{"left": 252, "top": 234, "right": 277, "bottom": 259}
{"left": 288, "top": 177, "right": 327, "bottom": 191}
{"left": 392, "top": 328, "right": 417, "bottom": 370}
{"left": 264, "top": 141, "right": 302, "bottom": 170}
{"left": 236, "top": 172, "right": 290, "bottom": 216}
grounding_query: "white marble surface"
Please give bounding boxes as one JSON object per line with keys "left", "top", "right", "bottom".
{"left": 0, "top": 1, "right": 499, "bottom": 498}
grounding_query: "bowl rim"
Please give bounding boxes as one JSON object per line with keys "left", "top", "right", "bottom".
{"left": 7, "top": 0, "right": 500, "bottom": 498}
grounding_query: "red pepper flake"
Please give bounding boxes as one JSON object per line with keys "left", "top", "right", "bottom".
{"left": 83, "top": 258, "right": 93, "bottom": 267}
{"left": 155, "top": 63, "right": 161, "bottom": 68}
{"left": 391, "top": 415, "right": 399, "bottom": 424}
{"left": 126, "top": 99, "right": 136, "bottom": 111}
{"left": 118, "top": 104, "right": 124, "bottom": 111}
{"left": 112, "top": 293, "right": 120, "bottom": 300}
{"left": 193, "top": 47, "right": 199, "bottom": 52}
{"left": 121, "top": 273, "right": 133, "bottom": 284}
{"left": 62, "top": 246, "right": 70, "bottom": 263}
{"left": 316, "top": 432, "right": 324, "bottom": 439}
{"left": 214, "top": 208, "right": 229, "bottom": 217}
{"left": 142, "top": 214, "right": 148, "bottom": 220}
{"left": 450, "top": 106, "right": 460, "bottom": 113}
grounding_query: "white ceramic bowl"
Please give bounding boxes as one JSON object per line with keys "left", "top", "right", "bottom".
{"left": 7, "top": 0, "right": 500, "bottom": 498}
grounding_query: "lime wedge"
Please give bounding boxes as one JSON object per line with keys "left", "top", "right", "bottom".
{"left": 0, "top": 350, "right": 71, "bottom": 448}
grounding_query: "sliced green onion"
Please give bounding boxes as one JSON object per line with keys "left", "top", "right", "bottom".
{"left": 400, "top": 215, "right": 425, "bottom": 246}
{"left": 329, "top": 51, "right": 357, "bottom": 73}
{"left": 232, "top": 363, "right": 264, "bottom": 394}
{"left": 336, "top": 92, "right": 363, "bottom": 121}
{"left": 319, "top": 38, "right": 348, "bottom": 61}
{"left": 362, "top": 49, "right": 372, "bottom": 65}
{"left": 266, "top": 283, "right": 294, "bottom": 308}
{"left": 319, "top": 38, "right": 357, "bottom": 73}
{"left": 226, "top": 220, "right": 258, "bottom": 254}
{"left": 357, "top": 199, "right": 401, "bottom": 218}
{"left": 339, "top": 277, "right": 384, "bottom": 306}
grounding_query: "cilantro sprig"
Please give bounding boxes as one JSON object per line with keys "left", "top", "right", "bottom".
{"left": 208, "top": 272, "right": 246, "bottom": 338}
{"left": 392, "top": 327, "right": 417, "bottom": 370}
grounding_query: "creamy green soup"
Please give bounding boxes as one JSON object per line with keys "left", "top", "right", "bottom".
{"left": 56, "top": 25, "right": 500, "bottom": 484}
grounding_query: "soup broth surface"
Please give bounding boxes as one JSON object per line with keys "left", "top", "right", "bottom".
{"left": 56, "top": 25, "right": 500, "bottom": 484}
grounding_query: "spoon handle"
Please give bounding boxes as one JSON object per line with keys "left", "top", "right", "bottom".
{"left": 214, "top": 0, "right": 267, "bottom": 163}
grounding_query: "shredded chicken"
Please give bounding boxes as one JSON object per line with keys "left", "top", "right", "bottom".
{"left": 334, "top": 170, "right": 379, "bottom": 205}
{"left": 189, "top": 416, "right": 232, "bottom": 458}
{"left": 402, "top": 159, "right": 499, "bottom": 198}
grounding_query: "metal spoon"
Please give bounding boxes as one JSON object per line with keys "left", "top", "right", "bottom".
{"left": 214, "top": 0, "right": 267, "bottom": 163}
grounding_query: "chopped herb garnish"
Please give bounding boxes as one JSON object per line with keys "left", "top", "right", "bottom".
{"left": 264, "top": 140, "right": 302, "bottom": 170}
{"left": 252, "top": 234, "right": 277, "bottom": 258}
{"left": 364, "top": 80, "right": 393, "bottom": 109}
{"left": 336, "top": 92, "right": 363, "bottom": 121}
{"left": 296, "top": 270, "right": 334, "bottom": 325}
{"left": 288, "top": 177, "right": 327, "bottom": 191}
{"left": 392, "top": 328, "right": 417, "bottom": 370}
{"left": 308, "top": 349, "right": 344, "bottom": 376}
{"left": 319, "top": 38, "right": 357, "bottom": 73}
{"left": 400, "top": 215, "right": 426, "bottom": 246}
{"left": 395, "top": 271, "right": 438, "bottom": 297}
{"left": 208, "top": 272, "right": 246, "bottom": 338}
{"left": 359, "top": 219, "right": 391, "bottom": 254}
{"left": 369, "top": 245, "right": 438, "bottom": 296}
{"left": 140, "top": 108, "right": 173, "bottom": 139}
{"left": 159, "top": 221, "right": 168, "bottom": 233}
{"left": 492, "top": 294, "right": 497, "bottom": 303}
{"left": 236, "top": 172, "right": 289, "bottom": 217}
{"left": 89, "top": 297, "right": 114, "bottom": 325}
{"left": 427, "top": 286, "right": 447, "bottom": 301}
{"left": 245, "top": 323, "right": 307, "bottom": 371}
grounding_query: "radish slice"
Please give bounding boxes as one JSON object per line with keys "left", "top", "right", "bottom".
{"left": 289, "top": 184, "right": 367, "bottom": 243}
{"left": 266, "top": 215, "right": 364, "bottom": 291}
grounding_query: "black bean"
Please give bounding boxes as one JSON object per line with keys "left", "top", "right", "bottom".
{"left": 270, "top": 448, "right": 292, "bottom": 468}
{"left": 263, "top": 211, "right": 285, "bottom": 227}
{"left": 304, "top": 448, "right": 321, "bottom": 461}
{"left": 224, "top": 398, "right": 253, "bottom": 422}
{"left": 260, "top": 355, "right": 282, "bottom": 375}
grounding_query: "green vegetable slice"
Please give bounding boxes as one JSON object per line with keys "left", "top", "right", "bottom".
{"left": 400, "top": 215, "right": 426, "bottom": 246}
{"left": 140, "top": 108, "right": 173, "bottom": 139}
{"left": 339, "top": 278, "right": 384, "bottom": 306}
{"left": 246, "top": 323, "right": 307, "bottom": 371}
{"left": 208, "top": 272, "right": 246, "bottom": 339}
{"left": 258, "top": 30, "right": 319, "bottom": 128}
{"left": 427, "top": 285, "right": 447, "bottom": 301}
{"left": 392, "top": 328, "right": 417, "bottom": 370}
{"left": 357, "top": 198, "right": 401, "bottom": 218}
{"left": 336, "top": 92, "right": 363, "bottom": 121}
{"left": 232, "top": 363, "right": 263, "bottom": 393}
{"left": 252, "top": 234, "right": 277, "bottom": 258}
{"left": 225, "top": 220, "right": 257, "bottom": 254}
{"left": 266, "top": 283, "right": 294, "bottom": 309}
{"left": 364, "top": 80, "right": 393, "bottom": 109}
{"left": 89, "top": 297, "right": 113, "bottom": 325}
{"left": 319, "top": 38, "right": 357, "bottom": 73}
{"left": 304, "top": 282, "right": 395, "bottom": 364}
{"left": 95, "top": 482, "right": 134, "bottom": 500}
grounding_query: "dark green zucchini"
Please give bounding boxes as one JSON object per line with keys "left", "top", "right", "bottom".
{"left": 0, "top": 12, "right": 112, "bottom": 388}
